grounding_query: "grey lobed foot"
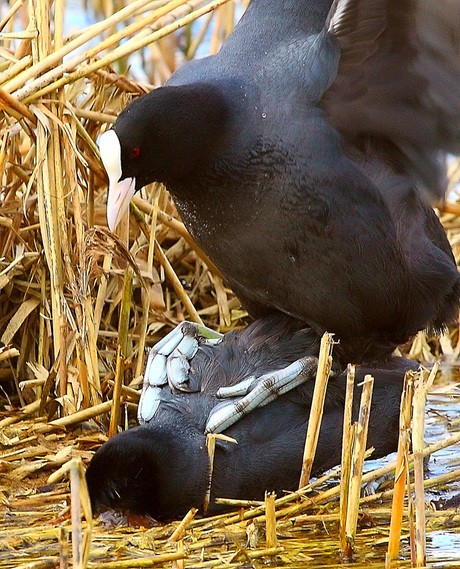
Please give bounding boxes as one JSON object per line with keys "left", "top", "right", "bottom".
{"left": 138, "top": 321, "right": 223, "bottom": 422}
{"left": 205, "top": 356, "right": 318, "bottom": 434}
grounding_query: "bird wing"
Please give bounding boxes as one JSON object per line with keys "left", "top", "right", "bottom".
{"left": 322, "top": 0, "right": 460, "bottom": 201}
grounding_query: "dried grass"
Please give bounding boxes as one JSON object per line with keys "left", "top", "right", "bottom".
{"left": 1, "top": 407, "right": 460, "bottom": 567}
{"left": 1, "top": 0, "right": 460, "bottom": 567}
{"left": 0, "top": 0, "right": 251, "bottom": 421}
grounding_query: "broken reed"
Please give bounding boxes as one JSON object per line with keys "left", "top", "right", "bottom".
{"left": 341, "top": 374, "right": 374, "bottom": 561}
{"left": 0, "top": 0, "right": 459, "bottom": 426}
{"left": 339, "top": 364, "right": 355, "bottom": 550}
{"left": 0, "top": 0, "right": 248, "bottom": 421}
{"left": 387, "top": 371, "right": 415, "bottom": 563}
{"left": 3, "top": 376, "right": 460, "bottom": 568}
{"left": 412, "top": 365, "right": 437, "bottom": 567}
{"left": 298, "top": 331, "right": 334, "bottom": 488}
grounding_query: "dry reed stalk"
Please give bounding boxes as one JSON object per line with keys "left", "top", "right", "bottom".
{"left": 0, "top": 345, "right": 20, "bottom": 361}
{"left": 135, "top": 189, "right": 160, "bottom": 377}
{"left": 408, "top": 477, "right": 416, "bottom": 565}
{"left": 49, "top": 458, "right": 92, "bottom": 569}
{"left": 133, "top": 194, "right": 221, "bottom": 275}
{"left": 0, "top": 399, "right": 41, "bottom": 428}
{"left": 360, "top": 467, "right": 460, "bottom": 509}
{"left": 343, "top": 375, "right": 374, "bottom": 560}
{"left": 0, "top": 0, "right": 27, "bottom": 33}
{"left": 70, "top": 460, "right": 82, "bottom": 569}
{"left": 14, "top": 561, "right": 58, "bottom": 569}
{"left": 106, "top": 378, "right": 140, "bottom": 400}
{"left": 108, "top": 344, "right": 124, "bottom": 437}
{"left": 339, "top": 364, "right": 355, "bottom": 551}
{"left": 209, "top": 272, "right": 231, "bottom": 326}
{"left": 286, "top": 507, "right": 455, "bottom": 527}
{"left": 170, "top": 508, "right": 197, "bottom": 541}
{"left": 19, "top": 0, "right": 232, "bottom": 103}
{"left": 412, "top": 363, "right": 437, "bottom": 567}
{"left": 204, "top": 432, "right": 237, "bottom": 513}
{"left": 194, "top": 466, "right": 342, "bottom": 529}
{"left": 244, "top": 546, "right": 284, "bottom": 559}
{"left": 209, "top": 5, "right": 222, "bottom": 54}
{"left": 64, "top": 117, "right": 100, "bottom": 407}
{"left": 19, "top": 379, "right": 46, "bottom": 389}
{"left": 34, "top": 400, "right": 112, "bottom": 434}
{"left": 86, "top": 552, "right": 187, "bottom": 568}
{"left": 204, "top": 433, "right": 217, "bottom": 514}
{"left": 0, "top": 55, "right": 32, "bottom": 85}
{"left": 264, "top": 492, "right": 277, "bottom": 549}
{"left": 107, "top": 264, "right": 133, "bottom": 435}
{"left": 132, "top": 203, "right": 203, "bottom": 323}
{"left": 59, "top": 526, "right": 69, "bottom": 569}
{"left": 0, "top": 85, "right": 35, "bottom": 121}
{"left": 4, "top": 0, "right": 165, "bottom": 95}
{"left": 172, "top": 539, "right": 185, "bottom": 569}
{"left": 93, "top": 254, "right": 113, "bottom": 338}
{"left": 33, "top": 0, "right": 68, "bottom": 405}
{"left": 223, "top": 2, "right": 235, "bottom": 38}
{"left": 1, "top": 297, "right": 40, "bottom": 346}
{"left": 150, "top": 242, "right": 202, "bottom": 323}
{"left": 447, "top": 156, "right": 460, "bottom": 192}
{"left": 298, "top": 331, "right": 334, "bottom": 488}
{"left": 187, "top": 11, "right": 215, "bottom": 59}
{"left": 386, "top": 371, "right": 415, "bottom": 566}
{"left": 215, "top": 498, "right": 264, "bottom": 507}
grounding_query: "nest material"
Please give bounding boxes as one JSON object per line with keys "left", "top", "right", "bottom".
{"left": 1, "top": 1, "right": 460, "bottom": 567}
{"left": 0, "top": 0, "right": 253, "bottom": 418}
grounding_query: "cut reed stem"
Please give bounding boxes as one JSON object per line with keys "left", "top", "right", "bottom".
{"left": 339, "top": 364, "right": 355, "bottom": 552}
{"left": 386, "top": 371, "right": 415, "bottom": 565}
{"left": 298, "top": 331, "right": 334, "bottom": 488}
{"left": 343, "top": 375, "right": 374, "bottom": 559}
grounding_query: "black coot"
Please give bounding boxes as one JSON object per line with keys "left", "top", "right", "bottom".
{"left": 87, "top": 314, "right": 416, "bottom": 520}
{"left": 99, "top": 0, "right": 460, "bottom": 364}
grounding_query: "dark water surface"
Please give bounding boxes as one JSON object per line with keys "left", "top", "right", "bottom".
{"left": 424, "top": 377, "right": 460, "bottom": 563}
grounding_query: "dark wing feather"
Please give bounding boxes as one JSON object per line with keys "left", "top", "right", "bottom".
{"left": 323, "top": 0, "right": 460, "bottom": 201}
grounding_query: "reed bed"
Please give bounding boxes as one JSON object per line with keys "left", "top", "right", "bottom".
{"left": 0, "top": 0, "right": 253, "bottom": 419}
{"left": 2, "top": 393, "right": 460, "bottom": 568}
{"left": 1, "top": 0, "right": 460, "bottom": 567}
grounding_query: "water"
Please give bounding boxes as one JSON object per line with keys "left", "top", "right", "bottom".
{"left": 423, "top": 382, "right": 460, "bottom": 563}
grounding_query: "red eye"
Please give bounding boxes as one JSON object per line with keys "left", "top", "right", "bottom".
{"left": 130, "top": 148, "right": 140, "bottom": 158}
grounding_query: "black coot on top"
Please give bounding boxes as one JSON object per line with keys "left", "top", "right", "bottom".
{"left": 86, "top": 314, "right": 416, "bottom": 520}
{"left": 100, "top": 0, "right": 460, "bottom": 364}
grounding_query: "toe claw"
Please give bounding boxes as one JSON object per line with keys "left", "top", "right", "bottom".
{"left": 205, "top": 400, "right": 241, "bottom": 433}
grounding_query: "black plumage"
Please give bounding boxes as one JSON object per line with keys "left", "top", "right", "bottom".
{"left": 86, "top": 314, "right": 416, "bottom": 520}
{"left": 101, "top": 0, "right": 460, "bottom": 364}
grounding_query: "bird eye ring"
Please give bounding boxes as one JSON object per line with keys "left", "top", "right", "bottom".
{"left": 130, "top": 148, "right": 141, "bottom": 158}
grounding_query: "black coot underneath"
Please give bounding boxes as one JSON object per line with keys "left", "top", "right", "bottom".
{"left": 87, "top": 314, "right": 416, "bottom": 521}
